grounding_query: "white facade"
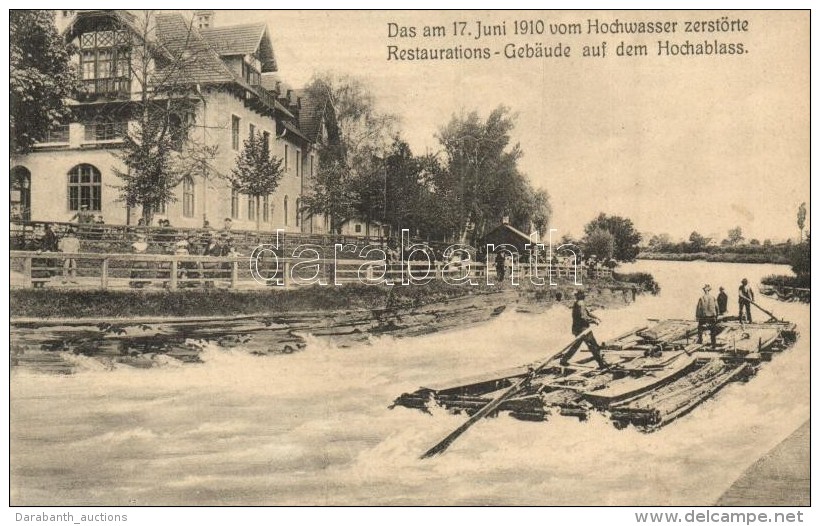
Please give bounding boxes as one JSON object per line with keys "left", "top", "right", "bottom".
{"left": 11, "top": 10, "right": 325, "bottom": 234}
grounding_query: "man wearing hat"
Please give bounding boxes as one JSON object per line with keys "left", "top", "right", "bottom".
{"left": 70, "top": 204, "right": 94, "bottom": 225}
{"left": 738, "top": 278, "right": 754, "bottom": 322}
{"left": 560, "top": 290, "right": 608, "bottom": 369}
{"left": 696, "top": 284, "right": 719, "bottom": 347}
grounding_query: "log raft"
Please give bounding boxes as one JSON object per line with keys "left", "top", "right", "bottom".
{"left": 393, "top": 317, "right": 798, "bottom": 432}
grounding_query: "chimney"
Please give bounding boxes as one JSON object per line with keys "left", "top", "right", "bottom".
{"left": 194, "top": 10, "right": 214, "bottom": 29}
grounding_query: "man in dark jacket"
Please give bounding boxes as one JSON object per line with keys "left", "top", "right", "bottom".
{"left": 560, "top": 291, "right": 608, "bottom": 369}
{"left": 717, "top": 286, "right": 728, "bottom": 316}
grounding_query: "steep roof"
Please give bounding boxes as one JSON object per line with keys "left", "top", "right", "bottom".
{"left": 293, "top": 89, "right": 326, "bottom": 143}
{"left": 200, "top": 23, "right": 277, "bottom": 72}
{"left": 155, "top": 13, "right": 236, "bottom": 84}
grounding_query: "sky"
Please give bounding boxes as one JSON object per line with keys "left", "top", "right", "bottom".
{"left": 214, "top": 9, "right": 809, "bottom": 241}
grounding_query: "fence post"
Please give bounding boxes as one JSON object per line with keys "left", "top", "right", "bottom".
{"left": 283, "top": 261, "right": 291, "bottom": 288}
{"left": 23, "top": 256, "right": 32, "bottom": 288}
{"left": 231, "top": 260, "right": 238, "bottom": 288}
{"left": 101, "top": 258, "right": 109, "bottom": 289}
{"left": 169, "top": 260, "right": 178, "bottom": 289}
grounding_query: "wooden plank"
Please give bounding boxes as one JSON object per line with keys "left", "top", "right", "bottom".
{"left": 584, "top": 354, "right": 697, "bottom": 405}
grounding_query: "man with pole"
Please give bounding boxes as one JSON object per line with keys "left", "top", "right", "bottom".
{"left": 738, "top": 278, "right": 754, "bottom": 322}
{"left": 560, "top": 290, "right": 608, "bottom": 369}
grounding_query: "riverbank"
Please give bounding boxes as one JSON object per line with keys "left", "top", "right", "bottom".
{"left": 10, "top": 277, "right": 646, "bottom": 320}
{"left": 638, "top": 252, "right": 789, "bottom": 264}
{"left": 11, "top": 278, "right": 645, "bottom": 373}
{"left": 716, "top": 419, "right": 810, "bottom": 506}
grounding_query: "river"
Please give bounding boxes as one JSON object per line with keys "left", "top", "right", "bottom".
{"left": 10, "top": 260, "right": 810, "bottom": 505}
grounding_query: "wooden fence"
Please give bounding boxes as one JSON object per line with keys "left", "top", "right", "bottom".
{"left": 11, "top": 220, "right": 420, "bottom": 252}
{"left": 10, "top": 250, "right": 612, "bottom": 290}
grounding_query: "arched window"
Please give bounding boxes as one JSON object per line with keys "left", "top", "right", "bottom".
{"left": 295, "top": 198, "right": 301, "bottom": 227}
{"left": 182, "top": 176, "right": 195, "bottom": 217}
{"left": 67, "top": 164, "right": 102, "bottom": 211}
{"left": 10, "top": 166, "right": 31, "bottom": 221}
{"left": 283, "top": 195, "right": 289, "bottom": 226}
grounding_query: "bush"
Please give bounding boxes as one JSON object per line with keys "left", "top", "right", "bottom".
{"left": 761, "top": 274, "right": 810, "bottom": 289}
{"left": 613, "top": 271, "right": 660, "bottom": 294}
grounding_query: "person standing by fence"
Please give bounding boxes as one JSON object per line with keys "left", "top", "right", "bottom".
{"left": 129, "top": 233, "right": 152, "bottom": 288}
{"left": 58, "top": 228, "right": 80, "bottom": 284}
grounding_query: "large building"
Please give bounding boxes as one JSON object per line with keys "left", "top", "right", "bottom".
{"left": 11, "top": 9, "right": 328, "bottom": 233}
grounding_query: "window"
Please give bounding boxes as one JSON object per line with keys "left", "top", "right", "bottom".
{"left": 296, "top": 150, "right": 302, "bottom": 177}
{"left": 263, "top": 195, "right": 270, "bottom": 222}
{"left": 262, "top": 131, "right": 270, "bottom": 152}
{"left": 10, "top": 166, "right": 31, "bottom": 222}
{"left": 43, "top": 125, "right": 70, "bottom": 144}
{"left": 231, "top": 115, "right": 240, "bottom": 150}
{"left": 169, "top": 114, "right": 186, "bottom": 150}
{"left": 78, "top": 30, "right": 130, "bottom": 96}
{"left": 284, "top": 145, "right": 289, "bottom": 171}
{"left": 68, "top": 164, "right": 102, "bottom": 211}
{"left": 295, "top": 198, "right": 301, "bottom": 227}
{"left": 182, "top": 176, "right": 195, "bottom": 217}
{"left": 355, "top": 224, "right": 362, "bottom": 234}
{"left": 241, "top": 61, "right": 260, "bottom": 86}
{"left": 247, "top": 194, "right": 255, "bottom": 221}
{"left": 310, "top": 154, "right": 315, "bottom": 177}
{"left": 283, "top": 195, "right": 288, "bottom": 226}
{"left": 231, "top": 187, "right": 240, "bottom": 219}
{"left": 249, "top": 123, "right": 255, "bottom": 139}
{"left": 84, "top": 121, "right": 126, "bottom": 142}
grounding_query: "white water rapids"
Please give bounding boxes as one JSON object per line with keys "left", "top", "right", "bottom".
{"left": 10, "top": 260, "right": 809, "bottom": 505}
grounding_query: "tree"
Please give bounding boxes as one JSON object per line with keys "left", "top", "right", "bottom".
{"left": 797, "top": 202, "right": 807, "bottom": 242}
{"left": 437, "top": 106, "right": 547, "bottom": 243}
{"left": 726, "top": 226, "right": 744, "bottom": 246}
{"left": 112, "top": 11, "right": 218, "bottom": 225}
{"left": 789, "top": 232, "right": 810, "bottom": 277}
{"left": 10, "top": 10, "right": 78, "bottom": 154}
{"left": 228, "top": 131, "right": 284, "bottom": 231}
{"left": 688, "top": 231, "right": 708, "bottom": 252}
{"left": 583, "top": 213, "right": 642, "bottom": 262}
{"left": 749, "top": 238, "right": 761, "bottom": 246}
{"left": 584, "top": 228, "right": 615, "bottom": 260}
{"left": 301, "top": 73, "right": 397, "bottom": 233}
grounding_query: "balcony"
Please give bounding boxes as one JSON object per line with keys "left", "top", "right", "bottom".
{"left": 33, "top": 125, "right": 71, "bottom": 148}
{"left": 77, "top": 78, "right": 132, "bottom": 102}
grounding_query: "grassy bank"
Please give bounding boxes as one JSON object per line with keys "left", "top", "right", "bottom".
{"left": 10, "top": 282, "right": 490, "bottom": 319}
{"left": 10, "top": 272, "right": 653, "bottom": 319}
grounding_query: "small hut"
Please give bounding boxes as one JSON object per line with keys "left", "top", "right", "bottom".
{"left": 480, "top": 221, "right": 535, "bottom": 255}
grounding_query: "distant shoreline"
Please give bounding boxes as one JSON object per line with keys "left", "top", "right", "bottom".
{"left": 638, "top": 252, "right": 790, "bottom": 265}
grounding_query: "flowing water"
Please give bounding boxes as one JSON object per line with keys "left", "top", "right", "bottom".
{"left": 10, "top": 260, "right": 809, "bottom": 505}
